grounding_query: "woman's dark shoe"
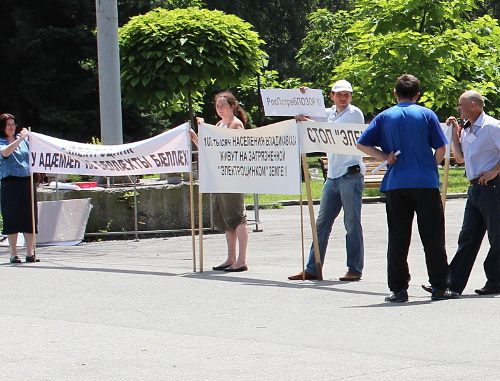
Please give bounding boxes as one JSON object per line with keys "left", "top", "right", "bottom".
{"left": 212, "top": 264, "right": 232, "bottom": 271}
{"left": 224, "top": 265, "right": 248, "bottom": 272}
{"left": 25, "top": 255, "right": 40, "bottom": 263}
{"left": 10, "top": 256, "right": 22, "bottom": 264}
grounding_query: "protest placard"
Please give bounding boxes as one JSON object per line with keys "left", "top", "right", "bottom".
{"left": 198, "top": 120, "right": 301, "bottom": 194}
{"left": 260, "top": 88, "right": 326, "bottom": 117}
{"left": 440, "top": 122, "right": 453, "bottom": 158}
{"left": 28, "top": 123, "right": 191, "bottom": 176}
{"left": 298, "top": 121, "right": 367, "bottom": 155}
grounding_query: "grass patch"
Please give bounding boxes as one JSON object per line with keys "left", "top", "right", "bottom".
{"left": 245, "top": 165, "right": 468, "bottom": 205}
{"left": 441, "top": 166, "right": 468, "bottom": 194}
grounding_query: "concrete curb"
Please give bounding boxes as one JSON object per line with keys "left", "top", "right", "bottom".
{"left": 246, "top": 192, "right": 467, "bottom": 209}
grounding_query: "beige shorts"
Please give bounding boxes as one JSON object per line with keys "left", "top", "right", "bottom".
{"left": 211, "top": 193, "right": 247, "bottom": 232}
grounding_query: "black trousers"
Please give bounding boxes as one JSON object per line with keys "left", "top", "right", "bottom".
{"left": 385, "top": 188, "right": 449, "bottom": 291}
{"left": 450, "top": 177, "right": 500, "bottom": 293}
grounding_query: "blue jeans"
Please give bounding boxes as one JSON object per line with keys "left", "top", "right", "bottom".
{"left": 449, "top": 178, "right": 500, "bottom": 293}
{"left": 305, "top": 173, "right": 364, "bottom": 276}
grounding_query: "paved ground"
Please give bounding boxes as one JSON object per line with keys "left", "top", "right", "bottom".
{"left": 0, "top": 197, "right": 498, "bottom": 381}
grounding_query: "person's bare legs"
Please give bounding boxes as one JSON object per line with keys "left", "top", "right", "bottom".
{"left": 218, "top": 224, "right": 248, "bottom": 268}
{"left": 7, "top": 233, "right": 19, "bottom": 259}
{"left": 229, "top": 224, "right": 248, "bottom": 268}
{"left": 217, "top": 229, "right": 238, "bottom": 267}
{"left": 23, "top": 233, "right": 35, "bottom": 258}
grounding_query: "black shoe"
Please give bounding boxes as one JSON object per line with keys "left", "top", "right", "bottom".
{"left": 475, "top": 286, "right": 500, "bottom": 295}
{"left": 26, "top": 255, "right": 40, "bottom": 263}
{"left": 421, "top": 284, "right": 432, "bottom": 293}
{"left": 431, "top": 288, "right": 459, "bottom": 300}
{"left": 212, "top": 264, "right": 232, "bottom": 271}
{"left": 224, "top": 265, "right": 248, "bottom": 272}
{"left": 385, "top": 290, "right": 408, "bottom": 302}
{"left": 10, "top": 256, "right": 22, "bottom": 264}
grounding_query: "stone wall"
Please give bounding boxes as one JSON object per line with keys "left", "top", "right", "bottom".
{"left": 37, "top": 182, "right": 211, "bottom": 233}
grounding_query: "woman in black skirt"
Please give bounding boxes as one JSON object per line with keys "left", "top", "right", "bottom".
{"left": 0, "top": 113, "right": 39, "bottom": 263}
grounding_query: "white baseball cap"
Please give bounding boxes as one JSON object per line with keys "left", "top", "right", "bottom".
{"left": 331, "top": 79, "right": 353, "bottom": 93}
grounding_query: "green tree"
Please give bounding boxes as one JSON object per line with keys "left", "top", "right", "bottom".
{"left": 119, "top": 7, "right": 265, "bottom": 125}
{"left": 0, "top": 0, "right": 99, "bottom": 140}
{"left": 0, "top": 0, "right": 202, "bottom": 142}
{"left": 297, "top": 9, "right": 357, "bottom": 89}
{"left": 478, "top": 0, "right": 500, "bottom": 18}
{"left": 298, "top": 0, "right": 500, "bottom": 119}
{"left": 204, "top": 1, "right": 355, "bottom": 80}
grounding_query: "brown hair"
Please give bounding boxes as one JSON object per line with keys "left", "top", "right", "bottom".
{"left": 395, "top": 74, "right": 421, "bottom": 99}
{"left": 214, "top": 91, "right": 247, "bottom": 126}
{"left": 0, "top": 113, "right": 18, "bottom": 138}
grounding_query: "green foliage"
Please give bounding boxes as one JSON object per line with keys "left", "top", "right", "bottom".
{"left": 203, "top": 1, "right": 355, "bottom": 80}
{"left": 119, "top": 7, "right": 265, "bottom": 113}
{"left": 297, "top": 9, "right": 357, "bottom": 88}
{"left": 0, "top": 1, "right": 99, "bottom": 140}
{"left": 298, "top": 0, "right": 500, "bottom": 119}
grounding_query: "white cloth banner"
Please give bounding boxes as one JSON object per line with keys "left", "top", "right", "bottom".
{"left": 198, "top": 120, "right": 301, "bottom": 195}
{"left": 260, "top": 89, "right": 326, "bottom": 117}
{"left": 298, "top": 121, "right": 367, "bottom": 155}
{"left": 28, "top": 123, "right": 191, "bottom": 176}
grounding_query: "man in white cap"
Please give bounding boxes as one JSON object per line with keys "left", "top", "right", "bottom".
{"left": 289, "top": 80, "right": 365, "bottom": 281}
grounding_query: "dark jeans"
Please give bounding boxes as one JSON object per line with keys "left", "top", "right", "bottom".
{"left": 386, "top": 188, "right": 449, "bottom": 292}
{"left": 449, "top": 178, "right": 500, "bottom": 293}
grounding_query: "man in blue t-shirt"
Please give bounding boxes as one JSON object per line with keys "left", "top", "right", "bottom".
{"left": 357, "top": 74, "right": 457, "bottom": 302}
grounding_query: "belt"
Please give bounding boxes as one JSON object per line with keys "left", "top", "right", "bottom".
{"left": 470, "top": 175, "right": 499, "bottom": 186}
{"left": 347, "top": 164, "right": 361, "bottom": 174}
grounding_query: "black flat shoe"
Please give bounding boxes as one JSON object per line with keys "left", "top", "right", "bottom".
{"left": 475, "top": 286, "right": 500, "bottom": 295}
{"left": 26, "top": 255, "right": 40, "bottom": 263}
{"left": 431, "top": 289, "right": 460, "bottom": 300}
{"left": 224, "top": 265, "right": 248, "bottom": 272}
{"left": 10, "top": 256, "right": 22, "bottom": 264}
{"left": 212, "top": 264, "right": 232, "bottom": 271}
{"left": 385, "top": 290, "right": 408, "bottom": 302}
{"left": 421, "top": 284, "right": 432, "bottom": 293}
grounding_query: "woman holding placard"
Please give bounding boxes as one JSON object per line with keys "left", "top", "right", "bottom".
{"left": 193, "top": 91, "right": 249, "bottom": 272}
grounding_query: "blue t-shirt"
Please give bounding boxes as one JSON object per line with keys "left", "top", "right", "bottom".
{"left": 357, "top": 102, "right": 447, "bottom": 192}
{"left": 0, "top": 137, "right": 31, "bottom": 179}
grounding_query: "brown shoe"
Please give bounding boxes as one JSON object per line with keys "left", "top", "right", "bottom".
{"left": 339, "top": 271, "right": 361, "bottom": 281}
{"left": 288, "top": 270, "right": 318, "bottom": 280}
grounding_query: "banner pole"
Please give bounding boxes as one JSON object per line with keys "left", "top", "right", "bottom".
{"left": 300, "top": 194, "right": 305, "bottom": 279}
{"left": 198, "top": 189, "right": 204, "bottom": 272}
{"left": 28, "top": 128, "right": 37, "bottom": 261}
{"left": 189, "top": 169, "right": 196, "bottom": 272}
{"left": 301, "top": 153, "right": 322, "bottom": 280}
{"left": 441, "top": 157, "right": 451, "bottom": 210}
{"left": 133, "top": 176, "right": 139, "bottom": 241}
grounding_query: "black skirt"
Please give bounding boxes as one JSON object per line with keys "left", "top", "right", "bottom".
{"left": 1, "top": 176, "right": 38, "bottom": 235}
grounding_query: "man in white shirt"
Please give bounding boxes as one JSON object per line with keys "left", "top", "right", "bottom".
{"left": 437, "top": 90, "right": 500, "bottom": 295}
{"left": 289, "top": 80, "right": 365, "bottom": 281}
